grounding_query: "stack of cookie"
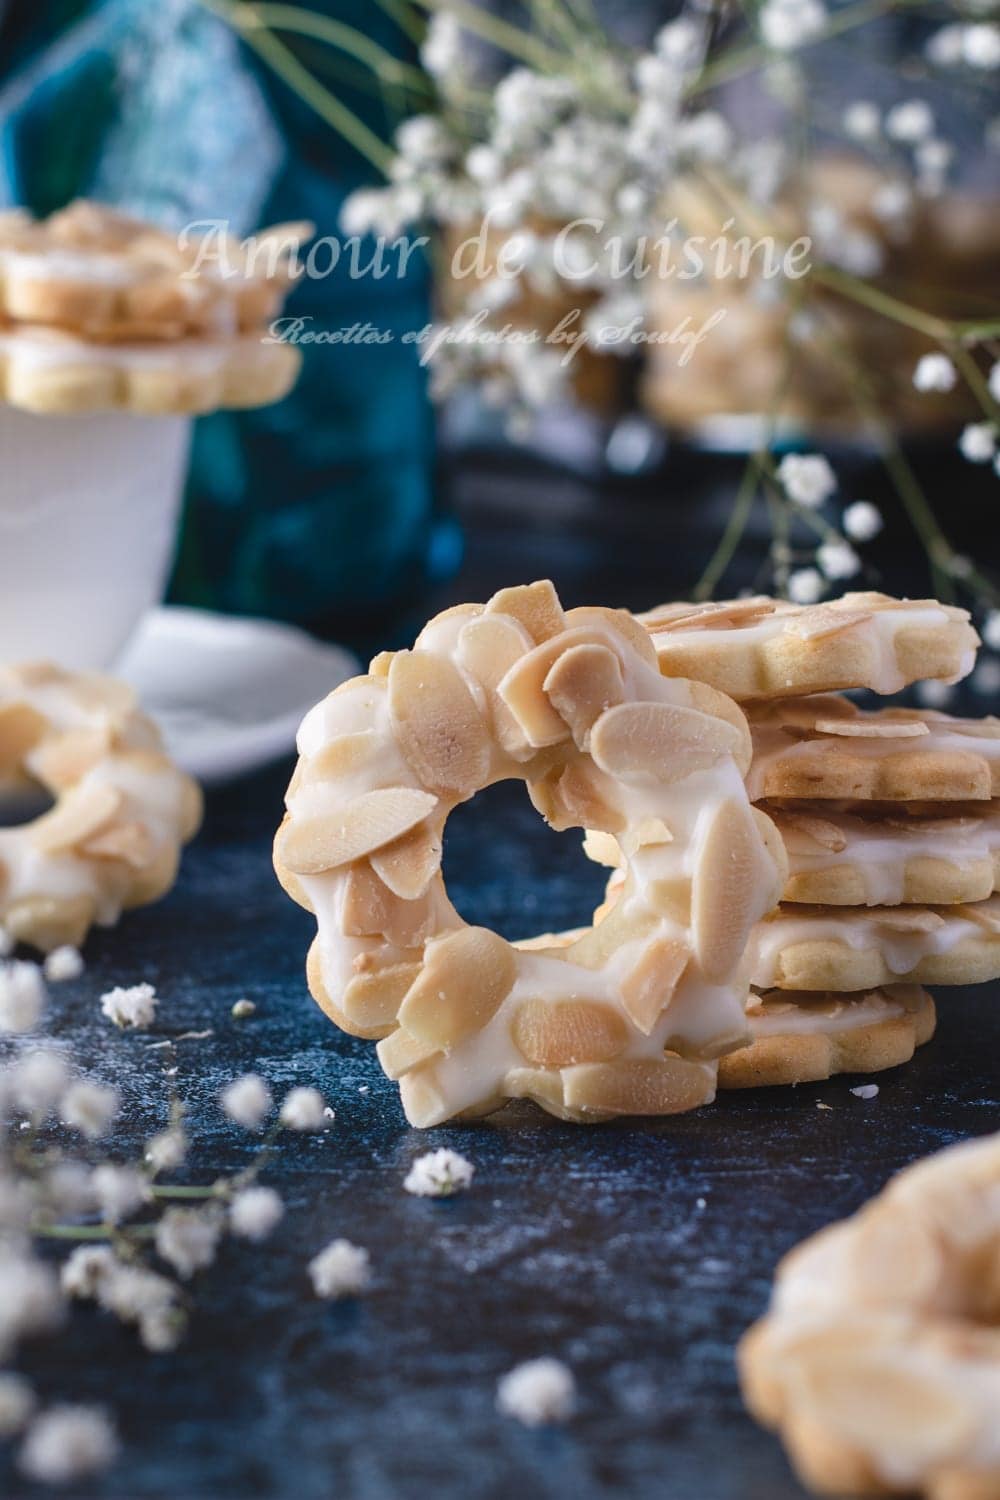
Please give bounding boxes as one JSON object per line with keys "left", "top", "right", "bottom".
{"left": 0, "top": 199, "right": 304, "bottom": 413}
{"left": 639, "top": 591, "right": 1000, "bottom": 1091}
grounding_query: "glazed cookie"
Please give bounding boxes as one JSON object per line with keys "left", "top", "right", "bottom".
{"left": 770, "top": 803, "right": 1000, "bottom": 906}
{"left": 0, "top": 202, "right": 309, "bottom": 339}
{"left": 748, "top": 696, "right": 1000, "bottom": 803}
{"left": 751, "top": 896, "right": 1000, "bottom": 991}
{"left": 739, "top": 1131, "right": 1000, "bottom": 1499}
{"left": 638, "top": 593, "right": 977, "bottom": 702}
{"left": 274, "top": 582, "right": 787, "bottom": 1127}
{"left": 0, "top": 663, "right": 202, "bottom": 951}
{"left": 0, "top": 322, "right": 301, "bottom": 415}
{"left": 718, "top": 985, "right": 935, "bottom": 1088}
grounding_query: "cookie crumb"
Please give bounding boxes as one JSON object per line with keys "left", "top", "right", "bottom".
{"left": 850, "top": 1084, "right": 879, "bottom": 1100}
{"left": 309, "top": 1239, "right": 371, "bottom": 1299}
{"left": 231, "top": 999, "right": 256, "bottom": 1019}
{"left": 816, "top": 1101, "right": 834, "bottom": 1110}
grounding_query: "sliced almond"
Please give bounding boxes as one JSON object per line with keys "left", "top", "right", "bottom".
{"left": 72, "top": 673, "right": 137, "bottom": 721}
{"left": 342, "top": 961, "right": 421, "bottom": 1032}
{"left": 814, "top": 719, "right": 929, "bottom": 739}
{"left": 341, "top": 862, "right": 436, "bottom": 948}
{"left": 397, "top": 925, "right": 517, "bottom": 1047}
{"left": 590, "top": 701, "right": 744, "bottom": 782}
{"left": 498, "top": 630, "right": 617, "bottom": 748}
{"left": 276, "top": 787, "right": 438, "bottom": 874}
{"left": 564, "top": 899, "right": 658, "bottom": 971}
{"left": 456, "top": 613, "right": 535, "bottom": 758}
{"left": 307, "top": 730, "right": 379, "bottom": 782}
{"left": 370, "top": 822, "right": 442, "bottom": 899}
{"left": 565, "top": 606, "right": 658, "bottom": 665}
{"left": 0, "top": 700, "right": 48, "bottom": 770}
{"left": 620, "top": 936, "right": 691, "bottom": 1033}
{"left": 504, "top": 1067, "right": 577, "bottom": 1119}
{"left": 82, "top": 819, "right": 156, "bottom": 868}
{"left": 880, "top": 908, "right": 946, "bottom": 933}
{"left": 783, "top": 608, "right": 872, "bottom": 641}
{"left": 30, "top": 725, "right": 113, "bottom": 789}
{"left": 649, "top": 876, "right": 691, "bottom": 924}
{"left": 5, "top": 892, "right": 95, "bottom": 951}
{"left": 511, "top": 998, "right": 628, "bottom": 1068}
{"left": 543, "top": 643, "right": 625, "bottom": 749}
{"left": 31, "top": 783, "right": 123, "bottom": 854}
{"left": 376, "top": 1027, "right": 441, "bottom": 1080}
{"left": 486, "top": 580, "right": 565, "bottom": 643}
{"left": 691, "top": 798, "right": 759, "bottom": 982}
{"left": 388, "top": 649, "right": 491, "bottom": 797}
{"left": 532, "top": 760, "right": 625, "bottom": 834}
{"left": 561, "top": 1057, "right": 716, "bottom": 1116}
{"left": 398, "top": 1067, "right": 451, "bottom": 1128}
{"left": 644, "top": 597, "right": 776, "bottom": 634}
{"left": 368, "top": 651, "right": 393, "bottom": 679}
{"left": 779, "top": 811, "right": 849, "bottom": 852}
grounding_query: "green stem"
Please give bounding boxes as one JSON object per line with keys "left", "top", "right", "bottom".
{"left": 949, "top": 342, "right": 1000, "bottom": 424}
{"left": 693, "top": 453, "right": 762, "bottom": 600}
{"left": 812, "top": 264, "right": 953, "bottom": 343}
{"left": 369, "top": 0, "right": 426, "bottom": 43}
{"left": 206, "top": 1, "right": 395, "bottom": 175}
{"left": 148, "top": 1184, "right": 223, "bottom": 1200}
{"left": 234, "top": 4, "right": 430, "bottom": 90}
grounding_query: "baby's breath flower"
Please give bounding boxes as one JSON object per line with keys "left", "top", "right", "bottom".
{"left": 988, "top": 364, "right": 1000, "bottom": 403}
{"left": 913, "top": 353, "right": 957, "bottom": 392}
{"left": 777, "top": 453, "right": 836, "bottom": 507}
{"left": 59, "top": 1081, "right": 118, "bottom": 1140}
{"left": 842, "top": 100, "right": 880, "bottom": 141}
{"left": 927, "top": 23, "right": 966, "bottom": 66}
{"left": 43, "top": 946, "right": 83, "bottom": 983}
{"left": 18, "top": 1405, "right": 118, "bottom": 1484}
{"left": 61, "top": 1246, "right": 117, "bottom": 1300}
{"left": 403, "top": 1149, "right": 475, "bottom": 1198}
{"left": 231, "top": 998, "right": 256, "bottom": 1019}
{"left": 959, "top": 422, "right": 997, "bottom": 463}
{"left": 982, "top": 610, "right": 1000, "bottom": 651}
{"left": 788, "top": 567, "right": 824, "bottom": 605}
{"left": 309, "top": 1239, "right": 371, "bottom": 1299}
{"left": 145, "top": 1127, "right": 188, "bottom": 1173}
{"left": 99, "top": 982, "right": 157, "bottom": 1029}
{"left": 42, "top": 1162, "right": 94, "bottom": 1218}
{"left": 0, "top": 1175, "right": 35, "bottom": 1233}
{"left": 972, "top": 658, "right": 1000, "bottom": 695}
{"left": 0, "top": 1373, "right": 35, "bottom": 1437}
{"left": 279, "top": 1087, "right": 326, "bottom": 1131}
{"left": 496, "top": 1358, "right": 576, "bottom": 1426}
{"left": 759, "top": 0, "right": 827, "bottom": 51}
{"left": 10, "top": 1050, "right": 69, "bottom": 1120}
{"left": 220, "top": 1074, "right": 272, "bottom": 1130}
{"left": 843, "top": 500, "right": 883, "bottom": 542}
{"left": 91, "top": 1165, "right": 146, "bottom": 1225}
{"left": 817, "top": 539, "right": 861, "bottom": 580}
{"left": 420, "top": 13, "right": 463, "bottom": 81}
{"left": 964, "top": 22, "right": 1000, "bottom": 67}
{"left": 155, "top": 1207, "right": 223, "bottom": 1279}
{"left": 0, "top": 961, "right": 46, "bottom": 1033}
{"left": 0, "top": 1253, "right": 62, "bottom": 1358}
{"left": 886, "top": 99, "right": 934, "bottom": 142}
{"left": 229, "top": 1187, "right": 284, "bottom": 1241}
{"left": 916, "top": 679, "right": 954, "bottom": 708}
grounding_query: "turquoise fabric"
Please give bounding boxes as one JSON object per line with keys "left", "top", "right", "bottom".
{"left": 0, "top": 0, "right": 454, "bottom": 631}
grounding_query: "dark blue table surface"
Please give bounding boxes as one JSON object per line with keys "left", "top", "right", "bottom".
{"left": 6, "top": 505, "right": 999, "bottom": 1500}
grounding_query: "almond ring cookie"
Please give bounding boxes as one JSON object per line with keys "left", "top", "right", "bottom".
{"left": 0, "top": 322, "right": 301, "bottom": 416}
{"left": 718, "top": 985, "right": 936, "bottom": 1088}
{"left": 274, "top": 581, "right": 787, "bottom": 1127}
{"left": 0, "top": 202, "right": 310, "bottom": 339}
{"left": 747, "top": 696, "right": 1000, "bottom": 803}
{"left": 751, "top": 896, "right": 1000, "bottom": 991}
{"left": 769, "top": 803, "right": 1000, "bottom": 907}
{"left": 638, "top": 593, "right": 978, "bottom": 702}
{"left": 739, "top": 1131, "right": 1000, "bottom": 1499}
{"left": 0, "top": 664, "right": 202, "bottom": 952}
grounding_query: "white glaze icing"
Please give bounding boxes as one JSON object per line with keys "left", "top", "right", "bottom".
{"left": 0, "top": 325, "right": 255, "bottom": 373}
{"left": 745, "top": 983, "right": 925, "bottom": 1037}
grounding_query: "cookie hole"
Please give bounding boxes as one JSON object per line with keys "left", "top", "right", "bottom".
{"left": 440, "top": 780, "right": 608, "bottom": 944}
{"left": 0, "top": 781, "right": 53, "bottom": 827}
